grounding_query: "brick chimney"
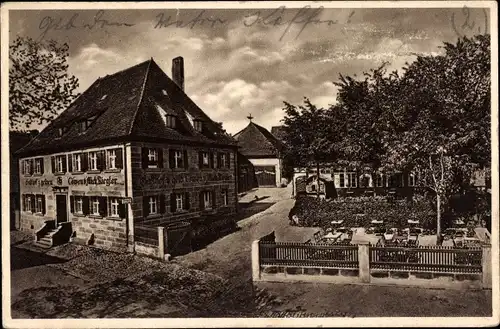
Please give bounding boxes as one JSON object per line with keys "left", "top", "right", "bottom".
{"left": 172, "top": 56, "right": 184, "bottom": 91}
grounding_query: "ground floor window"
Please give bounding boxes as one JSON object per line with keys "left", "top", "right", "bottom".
{"left": 22, "top": 194, "right": 45, "bottom": 214}
{"left": 108, "top": 197, "right": 120, "bottom": 217}
{"left": 70, "top": 196, "right": 124, "bottom": 218}
{"left": 143, "top": 195, "right": 165, "bottom": 217}
{"left": 201, "top": 191, "right": 213, "bottom": 210}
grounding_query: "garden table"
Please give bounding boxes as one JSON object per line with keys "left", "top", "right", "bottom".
{"left": 371, "top": 219, "right": 384, "bottom": 224}
{"left": 331, "top": 220, "right": 344, "bottom": 225}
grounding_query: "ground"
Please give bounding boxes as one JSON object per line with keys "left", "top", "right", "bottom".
{"left": 9, "top": 186, "right": 492, "bottom": 318}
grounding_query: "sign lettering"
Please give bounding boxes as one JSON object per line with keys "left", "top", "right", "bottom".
{"left": 68, "top": 176, "right": 122, "bottom": 186}
{"left": 139, "top": 172, "right": 233, "bottom": 188}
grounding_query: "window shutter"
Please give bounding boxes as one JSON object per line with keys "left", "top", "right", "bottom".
{"left": 30, "top": 195, "right": 35, "bottom": 213}
{"left": 70, "top": 196, "right": 75, "bottom": 213}
{"left": 185, "top": 193, "right": 190, "bottom": 210}
{"left": 68, "top": 154, "right": 73, "bottom": 172}
{"left": 143, "top": 196, "right": 149, "bottom": 217}
{"left": 21, "top": 195, "right": 25, "bottom": 211}
{"left": 28, "top": 159, "right": 34, "bottom": 175}
{"left": 199, "top": 191, "right": 204, "bottom": 210}
{"left": 211, "top": 191, "right": 216, "bottom": 208}
{"left": 116, "top": 148, "right": 123, "bottom": 169}
{"left": 81, "top": 153, "right": 88, "bottom": 172}
{"left": 51, "top": 157, "right": 55, "bottom": 173}
{"left": 20, "top": 160, "right": 25, "bottom": 175}
{"left": 168, "top": 150, "right": 175, "bottom": 168}
{"left": 41, "top": 196, "right": 46, "bottom": 215}
{"left": 170, "top": 193, "right": 176, "bottom": 212}
{"left": 157, "top": 148, "right": 163, "bottom": 168}
{"left": 62, "top": 155, "right": 67, "bottom": 173}
{"left": 118, "top": 202, "right": 127, "bottom": 218}
{"left": 198, "top": 151, "right": 203, "bottom": 168}
{"left": 160, "top": 194, "right": 166, "bottom": 213}
{"left": 141, "top": 148, "right": 148, "bottom": 169}
{"left": 40, "top": 159, "right": 44, "bottom": 174}
{"left": 183, "top": 150, "right": 188, "bottom": 169}
{"left": 226, "top": 152, "right": 231, "bottom": 168}
{"left": 209, "top": 152, "right": 215, "bottom": 169}
{"left": 82, "top": 197, "right": 90, "bottom": 215}
{"left": 99, "top": 197, "right": 107, "bottom": 217}
{"left": 97, "top": 151, "right": 105, "bottom": 171}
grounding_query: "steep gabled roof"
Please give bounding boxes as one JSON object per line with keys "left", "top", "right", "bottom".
{"left": 17, "top": 59, "right": 236, "bottom": 156}
{"left": 233, "top": 122, "right": 283, "bottom": 158}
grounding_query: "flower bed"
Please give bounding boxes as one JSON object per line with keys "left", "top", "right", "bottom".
{"left": 290, "top": 195, "right": 436, "bottom": 229}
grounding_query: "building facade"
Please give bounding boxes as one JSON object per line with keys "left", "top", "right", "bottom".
{"left": 16, "top": 58, "right": 238, "bottom": 252}
{"left": 233, "top": 119, "right": 284, "bottom": 187}
{"left": 292, "top": 165, "right": 420, "bottom": 199}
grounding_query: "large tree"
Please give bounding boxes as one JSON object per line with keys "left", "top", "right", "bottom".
{"left": 282, "top": 98, "right": 342, "bottom": 198}
{"left": 9, "top": 36, "right": 80, "bottom": 131}
{"left": 381, "top": 35, "right": 491, "bottom": 240}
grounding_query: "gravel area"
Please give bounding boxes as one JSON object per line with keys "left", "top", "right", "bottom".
{"left": 10, "top": 230, "right": 33, "bottom": 245}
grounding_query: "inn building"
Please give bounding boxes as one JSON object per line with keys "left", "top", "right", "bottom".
{"left": 16, "top": 57, "right": 239, "bottom": 253}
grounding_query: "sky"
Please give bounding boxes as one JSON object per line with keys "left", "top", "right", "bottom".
{"left": 9, "top": 4, "right": 491, "bottom": 135}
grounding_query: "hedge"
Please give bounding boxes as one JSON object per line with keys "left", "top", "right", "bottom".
{"left": 290, "top": 195, "right": 436, "bottom": 229}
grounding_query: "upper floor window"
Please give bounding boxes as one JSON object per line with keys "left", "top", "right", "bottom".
{"left": 142, "top": 147, "right": 162, "bottom": 169}
{"left": 51, "top": 155, "right": 67, "bottom": 174}
{"left": 221, "top": 189, "right": 229, "bottom": 206}
{"left": 34, "top": 158, "right": 44, "bottom": 175}
{"left": 169, "top": 150, "right": 187, "bottom": 169}
{"left": 71, "top": 153, "right": 83, "bottom": 172}
{"left": 388, "top": 173, "right": 404, "bottom": 188}
{"left": 106, "top": 148, "right": 123, "bottom": 170}
{"left": 199, "top": 151, "right": 211, "bottom": 168}
{"left": 219, "top": 153, "right": 227, "bottom": 168}
{"left": 22, "top": 159, "right": 32, "bottom": 176}
{"left": 88, "top": 152, "right": 99, "bottom": 171}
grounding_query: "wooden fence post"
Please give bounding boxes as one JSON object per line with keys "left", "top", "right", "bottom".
{"left": 158, "top": 226, "right": 166, "bottom": 260}
{"left": 358, "top": 242, "right": 371, "bottom": 283}
{"left": 252, "top": 240, "right": 261, "bottom": 281}
{"left": 482, "top": 244, "right": 492, "bottom": 289}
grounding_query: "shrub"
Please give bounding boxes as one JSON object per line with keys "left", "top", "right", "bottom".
{"left": 290, "top": 195, "right": 436, "bottom": 229}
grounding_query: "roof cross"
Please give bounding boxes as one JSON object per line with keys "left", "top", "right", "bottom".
{"left": 247, "top": 113, "right": 254, "bottom": 121}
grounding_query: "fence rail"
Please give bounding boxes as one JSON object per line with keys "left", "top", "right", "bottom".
{"left": 134, "top": 225, "right": 158, "bottom": 246}
{"left": 370, "top": 246, "right": 482, "bottom": 273}
{"left": 259, "top": 241, "right": 358, "bottom": 269}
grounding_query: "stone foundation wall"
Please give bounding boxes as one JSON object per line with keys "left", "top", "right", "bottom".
{"left": 71, "top": 215, "right": 128, "bottom": 252}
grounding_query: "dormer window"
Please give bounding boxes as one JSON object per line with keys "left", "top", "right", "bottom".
{"left": 100, "top": 95, "right": 107, "bottom": 101}
{"left": 166, "top": 115, "right": 176, "bottom": 128}
{"left": 193, "top": 119, "right": 203, "bottom": 132}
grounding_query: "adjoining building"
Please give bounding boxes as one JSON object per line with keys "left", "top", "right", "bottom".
{"left": 233, "top": 117, "right": 285, "bottom": 188}
{"left": 16, "top": 57, "right": 239, "bottom": 253}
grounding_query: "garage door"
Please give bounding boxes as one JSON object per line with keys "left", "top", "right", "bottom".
{"left": 255, "top": 166, "right": 276, "bottom": 187}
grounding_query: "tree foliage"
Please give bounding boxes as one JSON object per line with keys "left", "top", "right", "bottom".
{"left": 281, "top": 34, "right": 490, "bottom": 238}
{"left": 9, "top": 36, "right": 80, "bottom": 131}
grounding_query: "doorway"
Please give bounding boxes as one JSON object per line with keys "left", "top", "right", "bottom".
{"left": 56, "top": 194, "right": 68, "bottom": 225}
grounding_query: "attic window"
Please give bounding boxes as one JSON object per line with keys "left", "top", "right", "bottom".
{"left": 193, "top": 119, "right": 203, "bottom": 132}
{"left": 162, "top": 89, "right": 168, "bottom": 96}
{"left": 77, "top": 115, "right": 98, "bottom": 134}
{"left": 166, "top": 115, "right": 176, "bottom": 128}
{"left": 57, "top": 127, "right": 69, "bottom": 137}
{"left": 100, "top": 95, "right": 107, "bottom": 101}
{"left": 155, "top": 104, "right": 176, "bottom": 128}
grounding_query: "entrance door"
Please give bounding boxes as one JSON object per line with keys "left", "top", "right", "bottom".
{"left": 56, "top": 195, "right": 68, "bottom": 224}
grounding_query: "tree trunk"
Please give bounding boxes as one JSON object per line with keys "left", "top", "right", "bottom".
{"left": 436, "top": 193, "right": 442, "bottom": 244}
{"left": 316, "top": 162, "right": 321, "bottom": 199}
